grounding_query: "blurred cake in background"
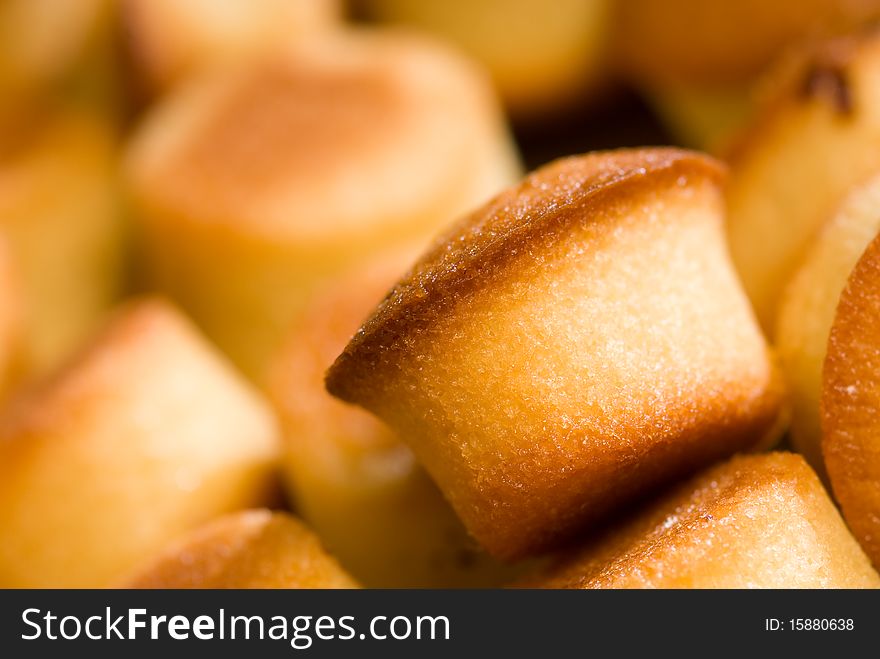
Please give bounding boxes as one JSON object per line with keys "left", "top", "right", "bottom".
{"left": 122, "top": 0, "right": 342, "bottom": 99}
{"left": 0, "top": 108, "right": 124, "bottom": 376}
{"left": 0, "top": 299, "right": 280, "bottom": 588}
{"left": 725, "top": 29, "right": 880, "bottom": 332}
{"left": 125, "top": 510, "right": 358, "bottom": 589}
{"left": 0, "top": 0, "right": 116, "bottom": 104}
{"left": 126, "top": 29, "right": 520, "bottom": 380}
{"left": 613, "top": 0, "right": 880, "bottom": 151}
{"left": 359, "top": 0, "right": 613, "bottom": 118}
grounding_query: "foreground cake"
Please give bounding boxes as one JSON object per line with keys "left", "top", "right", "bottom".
{"left": 122, "top": 0, "right": 340, "bottom": 96}
{"left": 0, "top": 299, "right": 280, "bottom": 587}
{"left": 127, "top": 29, "right": 519, "bottom": 379}
{"left": 822, "top": 232, "right": 880, "bottom": 569}
{"left": 269, "top": 249, "right": 519, "bottom": 587}
{"left": 525, "top": 453, "right": 879, "bottom": 588}
{"left": 726, "top": 29, "right": 880, "bottom": 331}
{"left": 327, "top": 148, "right": 783, "bottom": 559}
{"left": 125, "top": 510, "right": 357, "bottom": 589}
{"left": 777, "top": 173, "right": 880, "bottom": 476}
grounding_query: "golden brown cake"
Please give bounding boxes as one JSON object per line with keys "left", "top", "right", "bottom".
{"left": 0, "top": 109, "right": 124, "bottom": 375}
{"left": 524, "top": 453, "right": 880, "bottom": 588}
{"left": 327, "top": 148, "right": 784, "bottom": 559}
{"left": 268, "top": 248, "right": 521, "bottom": 587}
{"left": 124, "top": 510, "right": 357, "bottom": 589}
{"left": 122, "top": 0, "right": 341, "bottom": 96}
{"left": 777, "top": 173, "right": 880, "bottom": 477}
{"left": 822, "top": 231, "right": 880, "bottom": 569}
{"left": 126, "top": 29, "right": 520, "bottom": 380}
{"left": 361, "top": 0, "right": 612, "bottom": 116}
{"left": 0, "top": 299, "right": 280, "bottom": 588}
{"left": 726, "top": 30, "right": 880, "bottom": 331}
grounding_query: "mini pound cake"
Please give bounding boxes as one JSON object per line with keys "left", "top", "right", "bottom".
{"left": 125, "top": 510, "right": 357, "bottom": 589}
{"left": 822, "top": 232, "right": 880, "bottom": 569}
{"left": 0, "top": 299, "right": 280, "bottom": 588}
{"left": 327, "top": 148, "right": 784, "bottom": 559}
{"left": 269, "top": 248, "right": 519, "bottom": 587}
{"left": 726, "top": 29, "right": 880, "bottom": 331}
{"left": 777, "top": 173, "right": 880, "bottom": 477}
{"left": 525, "top": 453, "right": 880, "bottom": 588}
{"left": 127, "top": 29, "right": 520, "bottom": 379}
{"left": 122, "top": 0, "right": 341, "bottom": 97}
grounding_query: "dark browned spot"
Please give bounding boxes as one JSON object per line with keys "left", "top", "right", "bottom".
{"left": 800, "top": 64, "right": 853, "bottom": 115}
{"left": 799, "top": 39, "right": 858, "bottom": 116}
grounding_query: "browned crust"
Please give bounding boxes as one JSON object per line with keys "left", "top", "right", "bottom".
{"left": 821, "top": 231, "right": 880, "bottom": 567}
{"left": 326, "top": 148, "right": 726, "bottom": 400}
{"left": 518, "top": 452, "right": 865, "bottom": 588}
